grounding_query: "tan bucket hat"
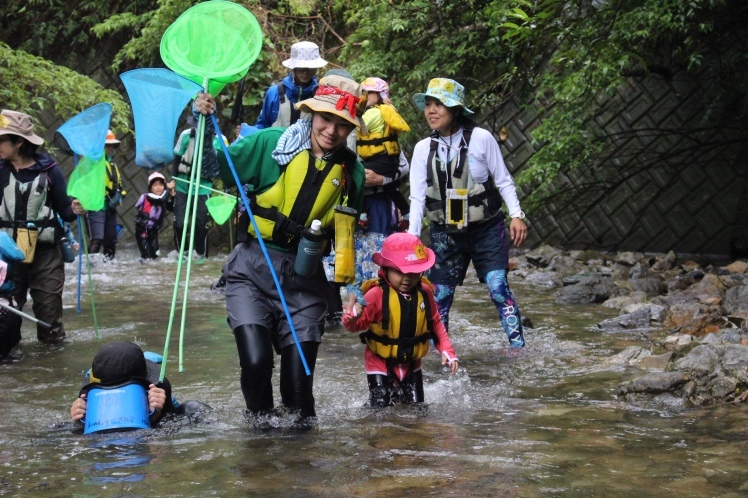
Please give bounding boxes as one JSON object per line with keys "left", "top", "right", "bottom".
{"left": 0, "top": 110, "right": 44, "bottom": 145}
{"left": 296, "top": 74, "right": 364, "bottom": 128}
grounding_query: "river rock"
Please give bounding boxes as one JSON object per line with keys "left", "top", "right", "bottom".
{"left": 673, "top": 344, "right": 720, "bottom": 374}
{"left": 725, "top": 260, "right": 748, "bottom": 274}
{"left": 614, "top": 251, "right": 644, "bottom": 266}
{"left": 651, "top": 250, "right": 677, "bottom": 272}
{"left": 667, "top": 271, "right": 704, "bottom": 292}
{"left": 639, "top": 352, "right": 673, "bottom": 371}
{"left": 547, "top": 254, "right": 580, "bottom": 273}
{"left": 524, "top": 271, "right": 563, "bottom": 288}
{"left": 555, "top": 275, "right": 616, "bottom": 304}
{"left": 602, "top": 292, "right": 647, "bottom": 310}
{"left": 597, "top": 308, "right": 652, "bottom": 331}
{"left": 631, "top": 276, "right": 667, "bottom": 296}
{"left": 621, "top": 303, "right": 667, "bottom": 322}
{"left": 525, "top": 244, "right": 564, "bottom": 268}
{"left": 600, "top": 346, "right": 651, "bottom": 367}
{"left": 663, "top": 333, "right": 693, "bottom": 350}
{"left": 725, "top": 285, "right": 748, "bottom": 315}
{"left": 679, "top": 314, "right": 730, "bottom": 338}
{"left": 618, "top": 372, "right": 690, "bottom": 395}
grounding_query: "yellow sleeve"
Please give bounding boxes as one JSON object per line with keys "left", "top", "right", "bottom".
{"left": 362, "top": 107, "right": 385, "bottom": 135}
{"left": 379, "top": 104, "right": 411, "bottom": 133}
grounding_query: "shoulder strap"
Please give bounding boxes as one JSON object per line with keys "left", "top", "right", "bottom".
{"left": 425, "top": 131, "right": 439, "bottom": 187}
{"left": 453, "top": 123, "right": 474, "bottom": 179}
{"left": 380, "top": 279, "right": 390, "bottom": 331}
{"left": 277, "top": 81, "right": 286, "bottom": 103}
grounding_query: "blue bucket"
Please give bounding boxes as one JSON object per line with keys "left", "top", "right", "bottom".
{"left": 83, "top": 383, "right": 151, "bottom": 434}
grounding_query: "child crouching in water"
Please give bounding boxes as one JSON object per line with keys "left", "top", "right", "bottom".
{"left": 343, "top": 233, "right": 459, "bottom": 406}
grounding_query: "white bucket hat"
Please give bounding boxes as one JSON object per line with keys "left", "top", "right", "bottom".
{"left": 282, "top": 41, "right": 328, "bottom": 69}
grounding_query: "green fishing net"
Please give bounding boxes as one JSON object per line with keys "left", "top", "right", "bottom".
{"left": 206, "top": 195, "right": 237, "bottom": 225}
{"left": 161, "top": 0, "right": 263, "bottom": 95}
{"left": 67, "top": 156, "right": 107, "bottom": 211}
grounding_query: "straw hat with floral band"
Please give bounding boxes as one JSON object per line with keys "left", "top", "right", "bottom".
{"left": 412, "top": 78, "right": 474, "bottom": 115}
{"left": 372, "top": 233, "right": 436, "bottom": 274}
{"left": 79, "top": 341, "right": 158, "bottom": 396}
{"left": 296, "top": 74, "right": 364, "bottom": 128}
{"left": 0, "top": 110, "right": 45, "bottom": 145}
{"left": 105, "top": 129, "right": 121, "bottom": 146}
{"left": 282, "top": 41, "right": 328, "bottom": 69}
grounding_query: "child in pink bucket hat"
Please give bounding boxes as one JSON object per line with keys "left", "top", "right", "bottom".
{"left": 343, "top": 232, "right": 459, "bottom": 407}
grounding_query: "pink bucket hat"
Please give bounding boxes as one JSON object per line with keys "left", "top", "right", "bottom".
{"left": 372, "top": 233, "right": 435, "bottom": 274}
{"left": 361, "top": 77, "right": 389, "bottom": 100}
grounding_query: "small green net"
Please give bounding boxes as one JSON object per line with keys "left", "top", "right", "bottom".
{"left": 67, "top": 156, "right": 107, "bottom": 211}
{"left": 161, "top": 0, "right": 263, "bottom": 95}
{"left": 206, "top": 195, "right": 237, "bottom": 225}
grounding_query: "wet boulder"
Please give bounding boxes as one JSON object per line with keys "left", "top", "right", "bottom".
{"left": 596, "top": 308, "right": 652, "bottom": 332}
{"left": 525, "top": 244, "right": 564, "bottom": 268}
{"left": 524, "top": 270, "right": 563, "bottom": 288}
{"left": 631, "top": 276, "right": 667, "bottom": 296}
{"left": 555, "top": 274, "right": 616, "bottom": 304}
{"left": 725, "top": 285, "right": 748, "bottom": 315}
{"left": 618, "top": 372, "right": 690, "bottom": 395}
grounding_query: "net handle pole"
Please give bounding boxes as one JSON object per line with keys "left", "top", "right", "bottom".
{"left": 161, "top": 100, "right": 204, "bottom": 382}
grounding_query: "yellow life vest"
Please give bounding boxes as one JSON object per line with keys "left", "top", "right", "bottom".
{"left": 359, "top": 277, "right": 436, "bottom": 363}
{"left": 356, "top": 104, "right": 410, "bottom": 160}
{"left": 249, "top": 150, "right": 346, "bottom": 248}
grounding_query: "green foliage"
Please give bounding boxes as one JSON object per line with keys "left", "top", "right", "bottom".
{"left": 1, "top": 0, "right": 745, "bottom": 212}
{"left": 0, "top": 42, "right": 130, "bottom": 137}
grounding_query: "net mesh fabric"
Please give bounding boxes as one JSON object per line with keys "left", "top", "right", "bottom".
{"left": 56, "top": 103, "right": 112, "bottom": 210}
{"left": 120, "top": 69, "right": 202, "bottom": 169}
{"left": 160, "top": 1, "right": 263, "bottom": 95}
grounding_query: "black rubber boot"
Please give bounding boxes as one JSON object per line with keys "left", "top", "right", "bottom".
{"left": 233, "top": 324, "right": 275, "bottom": 414}
{"left": 367, "top": 374, "right": 393, "bottom": 407}
{"left": 279, "top": 341, "right": 319, "bottom": 419}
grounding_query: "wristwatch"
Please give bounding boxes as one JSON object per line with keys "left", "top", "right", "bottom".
{"left": 512, "top": 211, "right": 526, "bottom": 220}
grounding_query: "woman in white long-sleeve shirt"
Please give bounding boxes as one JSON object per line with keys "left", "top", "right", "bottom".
{"left": 408, "top": 78, "right": 528, "bottom": 348}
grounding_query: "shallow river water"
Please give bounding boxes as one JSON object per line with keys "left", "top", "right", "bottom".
{"left": 1, "top": 248, "right": 748, "bottom": 497}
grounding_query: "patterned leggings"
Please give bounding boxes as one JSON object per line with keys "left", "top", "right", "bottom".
{"left": 433, "top": 269, "right": 525, "bottom": 348}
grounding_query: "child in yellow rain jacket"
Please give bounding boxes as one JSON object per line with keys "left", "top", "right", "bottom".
{"left": 356, "top": 77, "right": 411, "bottom": 228}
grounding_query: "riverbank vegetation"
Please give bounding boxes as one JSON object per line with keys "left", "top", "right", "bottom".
{"left": 2, "top": 0, "right": 746, "bottom": 206}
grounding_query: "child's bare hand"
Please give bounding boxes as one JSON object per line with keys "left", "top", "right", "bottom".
{"left": 442, "top": 354, "right": 459, "bottom": 374}
{"left": 148, "top": 385, "right": 166, "bottom": 413}
{"left": 70, "top": 394, "right": 87, "bottom": 422}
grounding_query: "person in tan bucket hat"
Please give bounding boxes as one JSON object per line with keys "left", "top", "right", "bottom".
{"left": 0, "top": 110, "right": 87, "bottom": 351}
{"left": 192, "top": 78, "right": 365, "bottom": 426}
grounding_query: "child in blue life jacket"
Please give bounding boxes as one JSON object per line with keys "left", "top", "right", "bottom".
{"left": 343, "top": 232, "right": 459, "bottom": 407}
{"left": 134, "top": 172, "right": 174, "bottom": 261}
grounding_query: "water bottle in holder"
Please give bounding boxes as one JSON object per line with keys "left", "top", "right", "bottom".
{"left": 294, "top": 219, "right": 324, "bottom": 277}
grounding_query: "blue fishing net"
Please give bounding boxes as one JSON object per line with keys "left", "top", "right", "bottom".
{"left": 120, "top": 68, "right": 203, "bottom": 169}
{"left": 56, "top": 103, "right": 112, "bottom": 210}
{"left": 56, "top": 103, "right": 111, "bottom": 160}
